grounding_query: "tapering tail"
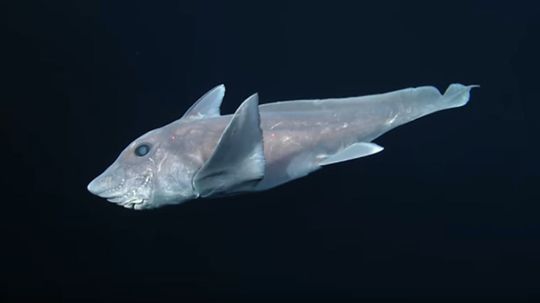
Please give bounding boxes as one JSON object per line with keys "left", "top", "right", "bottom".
{"left": 440, "top": 83, "right": 479, "bottom": 110}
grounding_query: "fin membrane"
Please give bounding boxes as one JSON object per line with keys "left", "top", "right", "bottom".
{"left": 193, "top": 94, "right": 265, "bottom": 197}
{"left": 319, "top": 142, "right": 383, "bottom": 166}
{"left": 182, "top": 84, "right": 225, "bottom": 120}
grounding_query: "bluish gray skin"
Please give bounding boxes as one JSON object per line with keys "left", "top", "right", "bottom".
{"left": 87, "top": 83, "right": 476, "bottom": 210}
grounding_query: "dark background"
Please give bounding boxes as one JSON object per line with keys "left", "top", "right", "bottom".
{"left": 3, "top": 1, "right": 540, "bottom": 302}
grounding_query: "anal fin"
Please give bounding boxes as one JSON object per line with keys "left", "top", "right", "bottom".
{"left": 319, "top": 142, "right": 383, "bottom": 166}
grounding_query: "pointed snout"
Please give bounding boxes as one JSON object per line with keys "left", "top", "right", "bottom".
{"left": 87, "top": 175, "right": 107, "bottom": 196}
{"left": 87, "top": 170, "right": 119, "bottom": 197}
{"left": 87, "top": 164, "right": 128, "bottom": 200}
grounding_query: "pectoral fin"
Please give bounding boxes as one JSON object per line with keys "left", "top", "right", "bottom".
{"left": 193, "top": 94, "right": 266, "bottom": 197}
{"left": 319, "top": 142, "right": 383, "bottom": 166}
{"left": 182, "top": 84, "right": 225, "bottom": 120}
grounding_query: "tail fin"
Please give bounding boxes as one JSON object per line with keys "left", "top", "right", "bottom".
{"left": 385, "top": 83, "right": 478, "bottom": 129}
{"left": 440, "top": 83, "right": 479, "bottom": 110}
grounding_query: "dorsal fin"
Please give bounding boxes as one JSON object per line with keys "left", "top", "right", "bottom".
{"left": 182, "top": 84, "right": 225, "bottom": 120}
{"left": 193, "top": 93, "right": 266, "bottom": 197}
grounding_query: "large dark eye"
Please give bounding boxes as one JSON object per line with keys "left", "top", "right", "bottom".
{"left": 134, "top": 144, "right": 151, "bottom": 157}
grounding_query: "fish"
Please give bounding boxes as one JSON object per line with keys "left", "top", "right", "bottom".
{"left": 87, "top": 83, "right": 476, "bottom": 210}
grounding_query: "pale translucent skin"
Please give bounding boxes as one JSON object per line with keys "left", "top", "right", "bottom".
{"left": 87, "top": 84, "right": 476, "bottom": 210}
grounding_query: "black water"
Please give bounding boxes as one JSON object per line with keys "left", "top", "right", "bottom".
{"left": 4, "top": 1, "right": 540, "bottom": 302}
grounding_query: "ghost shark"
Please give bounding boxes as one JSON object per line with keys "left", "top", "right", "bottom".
{"left": 87, "top": 83, "right": 476, "bottom": 210}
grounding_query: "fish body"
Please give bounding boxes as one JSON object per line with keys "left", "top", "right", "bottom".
{"left": 87, "top": 84, "right": 476, "bottom": 210}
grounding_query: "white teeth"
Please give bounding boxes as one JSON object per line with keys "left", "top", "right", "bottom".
{"left": 98, "top": 173, "right": 151, "bottom": 210}
{"left": 126, "top": 198, "right": 144, "bottom": 204}
{"left": 108, "top": 196, "right": 144, "bottom": 204}
{"left": 111, "top": 197, "right": 145, "bottom": 210}
{"left": 119, "top": 199, "right": 146, "bottom": 210}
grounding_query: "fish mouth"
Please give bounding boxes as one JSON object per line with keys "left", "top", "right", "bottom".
{"left": 106, "top": 195, "right": 147, "bottom": 210}
{"left": 88, "top": 178, "right": 126, "bottom": 198}
{"left": 88, "top": 171, "right": 154, "bottom": 210}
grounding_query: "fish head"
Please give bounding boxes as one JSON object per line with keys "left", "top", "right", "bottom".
{"left": 87, "top": 127, "right": 196, "bottom": 210}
